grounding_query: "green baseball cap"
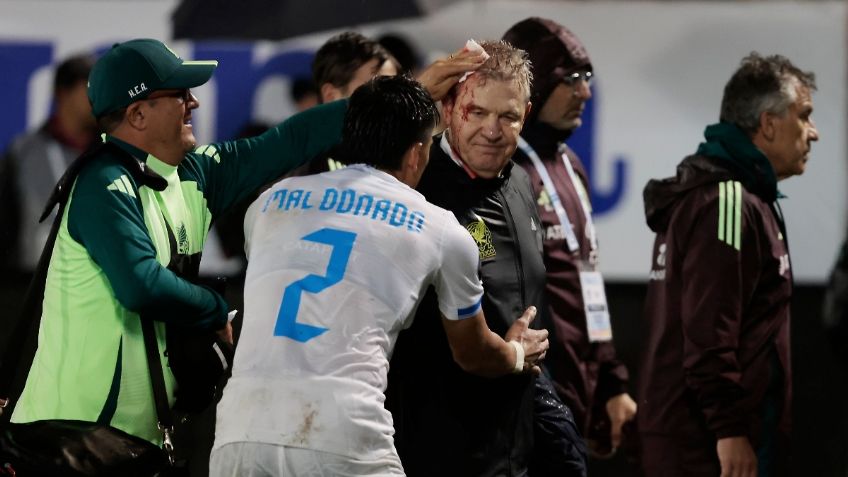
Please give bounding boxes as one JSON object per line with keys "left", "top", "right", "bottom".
{"left": 88, "top": 38, "right": 218, "bottom": 117}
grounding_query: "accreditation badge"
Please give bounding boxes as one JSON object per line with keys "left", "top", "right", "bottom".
{"left": 579, "top": 270, "right": 612, "bottom": 342}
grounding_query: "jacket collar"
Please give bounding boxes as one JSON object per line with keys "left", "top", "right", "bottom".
{"left": 696, "top": 122, "right": 779, "bottom": 203}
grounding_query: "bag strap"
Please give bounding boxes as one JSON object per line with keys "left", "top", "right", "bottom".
{"left": 140, "top": 318, "right": 176, "bottom": 464}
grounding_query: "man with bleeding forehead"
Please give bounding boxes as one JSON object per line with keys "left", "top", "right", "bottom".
{"left": 440, "top": 42, "right": 532, "bottom": 180}
{"left": 386, "top": 40, "right": 586, "bottom": 477}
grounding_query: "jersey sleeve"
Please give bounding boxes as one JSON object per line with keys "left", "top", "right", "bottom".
{"left": 678, "top": 181, "right": 761, "bottom": 438}
{"left": 188, "top": 99, "right": 347, "bottom": 218}
{"left": 242, "top": 188, "right": 268, "bottom": 258}
{"left": 67, "top": 161, "right": 227, "bottom": 330}
{"left": 432, "top": 212, "right": 485, "bottom": 321}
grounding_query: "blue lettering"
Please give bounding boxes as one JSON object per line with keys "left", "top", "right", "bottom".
{"left": 268, "top": 189, "right": 287, "bottom": 211}
{"left": 354, "top": 195, "right": 373, "bottom": 216}
{"left": 285, "top": 189, "right": 304, "bottom": 210}
{"left": 389, "top": 203, "right": 408, "bottom": 227}
{"left": 408, "top": 211, "right": 425, "bottom": 233}
{"left": 320, "top": 188, "right": 338, "bottom": 210}
{"left": 372, "top": 199, "right": 391, "bottom": 221}
{"left": 301, "top": 190, "right": 314, "bottom": 209}
{"left": 337, "top": 189, "right": 355, "bottom": 214}
{"left": 262, "top": 184, "right": 425, "bottom": 233}
{"left": 274, "top": 228, "right": 357, "bottom": 342}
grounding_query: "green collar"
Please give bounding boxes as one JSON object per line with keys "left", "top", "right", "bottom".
{"left": 106, "top": 135, "right": 149, "bottom": 161}
{"left": 105, "top": 135, "right": 177, "bottom": 178}
{"left": 695, "top": 122, "right": 780, "bottom": 202}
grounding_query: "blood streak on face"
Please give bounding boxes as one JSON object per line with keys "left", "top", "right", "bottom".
{"left": 443, "top": 75, "right": 528, "bottom": 179}
{"left": 459, "top": 84, "right": 477, "bottom": 123}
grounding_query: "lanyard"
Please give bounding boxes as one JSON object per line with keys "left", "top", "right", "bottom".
{"left": 517, "top": 136, "right": 598, "bottom": 254}
{"left": 558, "top": 143, "right": 598, "bottom": 253}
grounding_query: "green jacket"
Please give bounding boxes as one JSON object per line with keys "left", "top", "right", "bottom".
{"left": 12, "top": 100, "right": 346, "bottom": 443}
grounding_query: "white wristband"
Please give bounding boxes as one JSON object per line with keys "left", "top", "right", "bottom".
{"left": 509, "top": 340, "right": 524, "bottom": 374}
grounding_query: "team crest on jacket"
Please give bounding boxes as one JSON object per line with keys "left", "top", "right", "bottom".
{"left": 177, "top": 223, "right": 189, "bottom": 255}
{"left": 466, "top": 217, "right": 496, "bottom": 260}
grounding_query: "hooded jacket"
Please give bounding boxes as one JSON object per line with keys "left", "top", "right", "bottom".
{"left": 503, "top": 17, "right": 592, "bottom": 124}
{"left": 512, "top": 122, "right": 630, "bottom": 435}
{"left": 638, "top": 123, "right": 792, "bottom": 471}
{"left": 505, "top": 19, "right": 629, "bottom": 438}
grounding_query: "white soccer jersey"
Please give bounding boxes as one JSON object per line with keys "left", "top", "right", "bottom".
{"left": 214, "top": 164, "right": 484, "bottom": 460}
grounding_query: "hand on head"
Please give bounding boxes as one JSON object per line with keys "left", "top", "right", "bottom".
{"left": 417, "top": 48, "right": 487, "bottom": 102}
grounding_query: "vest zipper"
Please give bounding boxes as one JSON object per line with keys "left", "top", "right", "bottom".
{"left": 499, "top": 189, "right": 526, "bottom": 309}
{"left": 498, "top": 187, "right": 523, "bottom": 473}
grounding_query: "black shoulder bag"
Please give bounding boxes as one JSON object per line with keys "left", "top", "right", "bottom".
{"left": 0, "top": 143, "right": 184, "bottom": 476}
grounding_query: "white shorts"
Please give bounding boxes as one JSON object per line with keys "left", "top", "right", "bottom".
{"left": 209, "top": 442, "right": 406, "bottom": 477}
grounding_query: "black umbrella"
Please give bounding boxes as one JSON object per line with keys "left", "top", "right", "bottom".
{"left": 172, "top": 0, "right": 460, "bottom": 41}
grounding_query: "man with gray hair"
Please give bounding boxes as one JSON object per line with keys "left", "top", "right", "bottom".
{"left": 639, "top": 52, "right": 818, "bottom": 477}
{"left": 386, "top": 40, "right": 586, "bottom": 477}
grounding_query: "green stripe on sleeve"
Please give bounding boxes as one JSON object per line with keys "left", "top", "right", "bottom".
{"left": 725, "top": 180, "right": 734, "bottom": 248}
{"left": 718, "top": 182, "right": 726, "bottom": 242}
{"left": 733, "top": 181, "right": 742, "bottom": 250}
{"left": 120, "top": 175, "right": 136, "bottom": 198}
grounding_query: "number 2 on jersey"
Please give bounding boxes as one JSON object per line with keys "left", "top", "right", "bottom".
{"left": 274, "top": 228, "right": 357, "bottom": 342}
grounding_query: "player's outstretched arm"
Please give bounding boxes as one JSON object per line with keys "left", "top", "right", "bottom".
{"left": 442, "top": 306, "right": 548, "bottom": 377}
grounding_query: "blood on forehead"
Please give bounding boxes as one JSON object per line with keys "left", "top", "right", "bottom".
{"left": 452, "top": 75, "right": 527, "bottom": 125}
{"left": 451, "top": 76, "right": 481, "bottom": 123}
{"left": 460, "top": 91, "right": 477, "bottom": 123}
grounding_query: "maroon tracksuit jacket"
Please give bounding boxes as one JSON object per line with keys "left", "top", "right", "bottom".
{"left": 514, "top": 123, "right": 629, "bottom": 436}
{"left": 638, "top": 154, "right": 792, "bottom": 476}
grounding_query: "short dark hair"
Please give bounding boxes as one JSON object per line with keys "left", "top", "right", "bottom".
{"left": 96, "top": 107, "right": 126, "bottom": 133}
{"left": 720, "top": 52, "right": 817, "bottom": 135}
{"left": 54, "top": 53, "right": 96, "bottom": 93}
{"left": 290, "top": 77, "right": 317, "bottom": 102}
{"left": 340, "top": 75, "right": 438, "bottom": 171}
{"left": 377, "top": 33, "right": 421, "bottom": 75}
{"left": 312, "top": 32, "right": 395, "bottom": 93}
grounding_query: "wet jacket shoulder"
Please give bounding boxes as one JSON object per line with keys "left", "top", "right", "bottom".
{"left": 386, "top": 136, "right": 548, "bottom": 477}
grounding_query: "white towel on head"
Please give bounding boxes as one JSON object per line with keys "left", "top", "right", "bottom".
{"left": 458, "top": 39, "right": 490, "bottom": 83}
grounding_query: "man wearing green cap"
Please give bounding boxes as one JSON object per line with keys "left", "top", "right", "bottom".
{"left": 5, "top": 38, "right": 347, "bottom": 445}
